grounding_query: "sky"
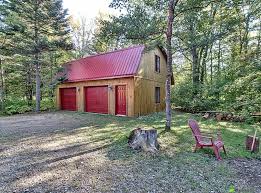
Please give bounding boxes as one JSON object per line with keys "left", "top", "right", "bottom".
{"left": 63, "top": 0, "right": 118, "bottom": 21}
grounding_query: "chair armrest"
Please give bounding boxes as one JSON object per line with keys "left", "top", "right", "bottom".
{"left": 194, "top": 135, "right": 214, "bottom": 144}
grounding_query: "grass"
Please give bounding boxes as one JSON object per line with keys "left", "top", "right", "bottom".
{"left": 74, "top": 110, "right": 261, "bottom": 159}
{"left": 1, "top": 110, "right": 260, "bottom": 192}
{"left": 67, "top": 110, "right": 260, "bottom": 192}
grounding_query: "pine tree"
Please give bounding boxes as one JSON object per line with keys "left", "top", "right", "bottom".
{"left": 2, "top": 0, "right": 71, "bottom": 111}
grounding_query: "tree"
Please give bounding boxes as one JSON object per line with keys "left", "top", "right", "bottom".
{"left": 165, "top": 0, "right": 179, "bottom": 130}
{"left": 96, "top": 0, "right": 176, "bottom": 130}
{"left": 2, "top": 0, "right": 71, "bottom": 111}
{"left": 71, "top": 16, "right": 95, "bottom": 58}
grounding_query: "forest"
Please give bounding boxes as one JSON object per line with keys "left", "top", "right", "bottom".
{"left": 0, "top": 0, "right": 260, "bottom": 121}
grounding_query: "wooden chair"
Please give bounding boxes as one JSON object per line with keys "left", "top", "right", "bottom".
{"left": 188, "top": 119, "right": 226, "bottom": 160}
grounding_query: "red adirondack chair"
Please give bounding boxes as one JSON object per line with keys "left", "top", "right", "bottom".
{"left": 188, "top": 119, "right": 226, "bottom": 160}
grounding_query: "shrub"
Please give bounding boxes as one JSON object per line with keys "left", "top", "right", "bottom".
{"left": 1, "top": 97, "right": 55, "bottom": 115}
{"left": 40, "top": 98, "right": 55, "bottom": 111}
{"left": 4, "top": 98, "right": 32, "bottom": 115}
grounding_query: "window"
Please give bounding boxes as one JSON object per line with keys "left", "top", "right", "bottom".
{"left": 155, "top": 87, "right": 160, "bottom": 103}
{"left": 155, "top": 55, "right": 160, "bottom": 73}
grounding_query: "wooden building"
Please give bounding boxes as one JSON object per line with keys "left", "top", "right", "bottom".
{"left": 56, "top": 45, "right": 172, "bottom": 116}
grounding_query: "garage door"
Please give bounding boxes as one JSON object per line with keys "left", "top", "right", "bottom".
{"left": 60, "top": 88, "right": 76, "bottom": 111}
{"left": 85, "top": 86, "right": 108, "bottom": 114}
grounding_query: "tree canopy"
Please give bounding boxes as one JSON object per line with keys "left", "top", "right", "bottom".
{"left": 0, "top": 0, "right": 260, "bottom": 123}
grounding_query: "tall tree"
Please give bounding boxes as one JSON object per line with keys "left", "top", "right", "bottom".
{"left": 165, "top": 0, "right": 179, "bottom": 130}
{"left": 71, "top": 16, "right": 95, "bottom": 58}
{"left": 2, "top": 0, "right": 71, "bottom": 111}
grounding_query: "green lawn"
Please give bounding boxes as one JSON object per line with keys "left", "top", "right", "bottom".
{"left": 80, "top": 110, "right": 261, "bottom": 159}
{"left": 67, "top": 111, "right": 260, "bottom": 192}
{"left": 57, "top": 112, "right": 261, "bottom": 192}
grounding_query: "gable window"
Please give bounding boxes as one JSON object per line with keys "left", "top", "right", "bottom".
{"left": 155, "top": 87, "right": 160, "bottom": 103}
{"left": 155, "top": 55, "right": 160, "bottom": 73}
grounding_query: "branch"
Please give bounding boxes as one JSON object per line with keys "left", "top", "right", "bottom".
{"left": 174, "top": 0, "right": 217, "bottom": 18}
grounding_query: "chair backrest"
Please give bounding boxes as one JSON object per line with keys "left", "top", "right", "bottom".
{"left": 188, "top": 119, "right": 202, "bottom": 142}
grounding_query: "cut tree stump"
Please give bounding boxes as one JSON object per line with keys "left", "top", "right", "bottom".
{"left": 128, "top": 128, "right": 159, "bottom": 153}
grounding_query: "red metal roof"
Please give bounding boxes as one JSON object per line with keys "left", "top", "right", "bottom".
{"left": 66, "top": 45, "right": 145, "bottom": 82}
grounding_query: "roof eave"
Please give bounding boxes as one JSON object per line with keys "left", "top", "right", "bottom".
{"left": 63, "top": 74, "right": 135, "bottom": 83}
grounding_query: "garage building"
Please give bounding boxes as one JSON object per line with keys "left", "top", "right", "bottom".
{"left": 56, "top": 45, "right": 173, "bottom": 116}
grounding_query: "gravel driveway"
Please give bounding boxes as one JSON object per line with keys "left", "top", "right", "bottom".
{"left": 0, "top": 112, "right": 112, "bottom": 193}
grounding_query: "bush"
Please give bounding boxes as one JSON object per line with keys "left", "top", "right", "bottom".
{"left": 172, "top": 81, "right": 220, "bottom": 112}
{"left": 40, "top": 98, "right": 55, "bottom": 111}
{"left": 4, "top": 98, "right": 33, "bottom": 115}
{"left": 172, "top": 75, "right": 261, "bottom": 119}
{"left": 1, "top": 97, "right": 55, "bottom": 115}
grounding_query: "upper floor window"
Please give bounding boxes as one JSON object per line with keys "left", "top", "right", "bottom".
{"left": 155, "top": 55, "right": 160, "bottom": 73}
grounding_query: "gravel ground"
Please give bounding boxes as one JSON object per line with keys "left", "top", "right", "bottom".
{"left": 0, "top": 112, "right": 260, "bottom": 193}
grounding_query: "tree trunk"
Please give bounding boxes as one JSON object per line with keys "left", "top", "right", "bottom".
{"left": 49, "top": 52, "right": 54, "bottom": 98}
{"left": 35, "top": 53, "right": 41, "bottom": 112}
{"left": 165, "top": 0, "right": 178, "bottom": 131}
{"left": 26, "top": 62, "right": 33, "bottom": 106}
{"left": 243, "top": 13, "right": 250, "bottom": 55}
{"left": 0, "top": 58, "right": 4, "bottom": 111}
{"left": 191, "top": 45, "right": 199, "bottom": 88}
{"left": 217, "top": 39, "right": 221, "bottom": 77}
{"left": 34, "top": 2, "right": 41, "bottom": 112}
{"left": 200, "top": 46, "right": 208, "bottom": 84}
{"left": 128, "top": 128, "right": 159, "bottom": 153}
{"left": 189, "top": 22, "right": 200, "bottom": 89}
{"left": 256, "top": 18, "right": 260, "bottom": 59}
{"left": 210, "top": 45, "right": 213, "bottom": 84}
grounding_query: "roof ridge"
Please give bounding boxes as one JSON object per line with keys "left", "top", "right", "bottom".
{"left": 65, "top": 45, "right": 145, "bottom": 65}
{"left": 81, "top": 44, "right": 145, "bottom": 60}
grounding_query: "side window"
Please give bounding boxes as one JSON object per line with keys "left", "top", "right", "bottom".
{"left": 155, "top": 87, "right": 160, "bottom": 103}
{"left": 155, "top": 55, "right": 160, "bottom": 73}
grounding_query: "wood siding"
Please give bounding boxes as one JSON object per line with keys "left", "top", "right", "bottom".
{"left": 56, "top": 77, "right": 134, "bottom": 116}
{"left": 134, "top": 47, "right": 167, "bottom": 116}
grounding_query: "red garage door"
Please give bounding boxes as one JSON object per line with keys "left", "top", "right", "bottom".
{"left": 60, "top": 88, "right": 76, "bottom": 111}
{"left": 85, "top": 86, "right": 108, "bottom": 114}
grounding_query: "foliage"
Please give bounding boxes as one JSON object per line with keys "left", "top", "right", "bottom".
{"left": 1, "top": 0, "right": 260, "bottom": 118}
{"left": 4, "top": 98, "right": 32, "bottom": 115}
{"left": 172, "top": 81, "right": 220, "bottom": 112}
{"left": 0, "top": 0, "right": 72, "bottom": 112}
{"left": 70, "top": 16, "right": 95, "bottom": 58}
{"left": 2, "top": 97, "right": 55, "bottom": 115}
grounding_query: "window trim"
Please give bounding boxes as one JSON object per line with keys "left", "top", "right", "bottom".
{"left": 155, "top": 87, "right": 160, "bottom": 104}
{"left": 155, "top": 55, "right": 160, "bottom": 73}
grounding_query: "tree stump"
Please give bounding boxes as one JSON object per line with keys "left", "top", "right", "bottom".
{"left": 128, "top": 128, "right": 159, "bottom": 153}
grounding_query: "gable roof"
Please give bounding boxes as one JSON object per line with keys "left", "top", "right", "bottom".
{"left": 65, "top": 45, "right": 145, "bottom": 82}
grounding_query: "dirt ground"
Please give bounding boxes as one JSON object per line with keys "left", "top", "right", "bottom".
{"left": 0, "top": 112, "right": 260, "bottom": 193}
